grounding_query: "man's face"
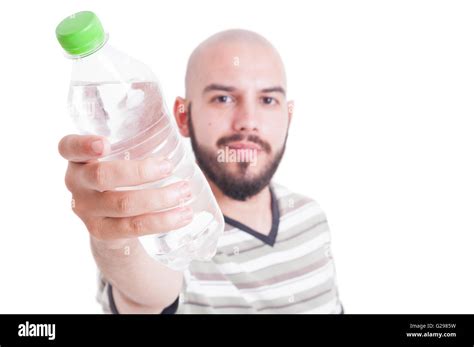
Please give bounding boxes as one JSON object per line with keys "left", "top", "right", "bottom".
{"left": 178, "top": 40, "right": 292, "bottom": 200}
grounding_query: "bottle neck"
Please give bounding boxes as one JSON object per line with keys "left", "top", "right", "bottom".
{"left": 69, "top": 39, "right": 157, "bottom": 85}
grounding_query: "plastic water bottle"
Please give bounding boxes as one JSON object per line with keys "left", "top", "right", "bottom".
{"left": 55, "top": 11, "right": 224, "bottom": 270}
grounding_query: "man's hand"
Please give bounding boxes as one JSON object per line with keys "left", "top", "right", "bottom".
{"left": 58, "top": 134, "right": 193, "bottom": 243}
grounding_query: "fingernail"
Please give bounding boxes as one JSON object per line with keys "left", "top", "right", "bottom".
{"left": 91, "top": 140, "right": 103, "bottom": 155}
{"left": 180, "top": 207, "right": 193, "bottom": 221}
{"left": 180, "top": 181, "right": 192, "bottom": 198}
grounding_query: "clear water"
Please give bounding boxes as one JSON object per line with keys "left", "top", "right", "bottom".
{"left": 68, "top": 81, "right": 165, "bottom": 144}
{"left": 68, "top": 81, "right": 224, "bottom": 270}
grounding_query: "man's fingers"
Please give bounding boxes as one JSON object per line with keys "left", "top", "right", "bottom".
{"left": 89, "top": 206, "right": 194, "bottom": 240}
{"left": 58, "top": 135, "right": 110, "bottom": 163}
{"left": 76, "top": 180, "right": 192, "bottom": 218}
{"left": 79, "top": 156, "right": 174, "bottom": 192}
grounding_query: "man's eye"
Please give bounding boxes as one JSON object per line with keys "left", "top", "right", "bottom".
{"left": 261, "top": 96, "right": 277, "bottom": 105}
{"left": 212, "top": 95, "right": 233, "bottom": 103}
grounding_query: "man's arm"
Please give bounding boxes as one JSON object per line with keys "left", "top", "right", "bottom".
{"left": 91, "top": 237, "right": 183, "bottom": 313}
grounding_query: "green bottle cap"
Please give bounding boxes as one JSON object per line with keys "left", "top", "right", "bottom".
{"left": 55, "top": 11, "right": 106, "bottom": 56}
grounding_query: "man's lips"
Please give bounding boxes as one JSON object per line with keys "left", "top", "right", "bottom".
{"left": 226, "top": 141, "right": 262, "bottom": 151}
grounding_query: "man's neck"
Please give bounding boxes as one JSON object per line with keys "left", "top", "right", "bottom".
{"left": 208, "top": 181, "right": 273, "bottom": 237}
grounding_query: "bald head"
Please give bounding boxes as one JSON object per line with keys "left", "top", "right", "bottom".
{"left": 184, "top": 29, "right": 287, "bottom": 99}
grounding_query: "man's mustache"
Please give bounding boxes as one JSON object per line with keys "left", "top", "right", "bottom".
{"left": 216, "top": 133, "right": 272, "bottom": 153}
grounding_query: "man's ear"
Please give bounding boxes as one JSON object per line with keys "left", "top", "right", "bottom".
{"left": 287, "top": 100, "right": 295, "bottom": 125}
{"left": 173, "top": 97, "right": 190, "bottom": 137}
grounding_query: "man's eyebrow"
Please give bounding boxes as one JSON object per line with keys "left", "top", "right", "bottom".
{"left": 202, "top": 84, "right": 286, "bottom": 96}
{"left": 202, "top": 84, "right": 236, "bottom": 94}
{"left": 260, "top": 86, "right": 286, "bottom": 96}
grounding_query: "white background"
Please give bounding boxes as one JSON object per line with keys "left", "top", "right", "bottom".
{"left": 0, "top": 0, "right": 472, "bottom": 313}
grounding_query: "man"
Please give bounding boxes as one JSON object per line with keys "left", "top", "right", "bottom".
{"left": 58, "top": 29, "right": 343, "bottom": 314}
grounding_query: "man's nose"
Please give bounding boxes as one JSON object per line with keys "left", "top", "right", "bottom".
{"left": 231, "top": 99, "right": 259, "bottom": 132}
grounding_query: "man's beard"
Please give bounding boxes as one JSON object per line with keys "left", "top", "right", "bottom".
{"left": 187, "top": 103, "right": 288, "bottom": 201}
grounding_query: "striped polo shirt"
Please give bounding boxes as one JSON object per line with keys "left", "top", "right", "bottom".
{"left": 97, "top": 182, "right": 343, "bottom": 314}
